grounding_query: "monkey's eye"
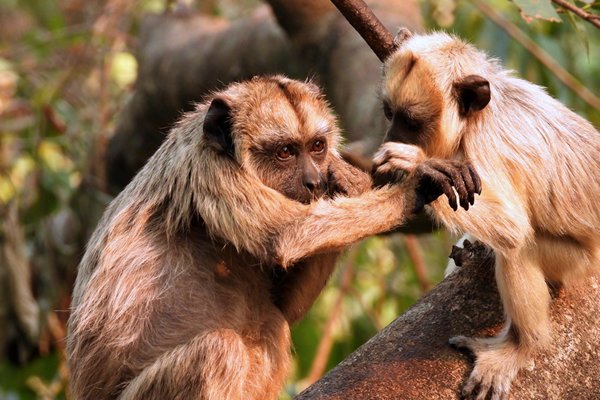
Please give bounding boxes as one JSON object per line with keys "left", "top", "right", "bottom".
{"left": 382, "top": 101, "right": 393, "bottom": 121}
{"left": 276, "top": 145, "right": 295, "bottom": 161}
{"left": 311, "top": 140, "right": 326, "bottom": 154}
{"left": 396, "top": 110, "right": 422, "bottom": 131}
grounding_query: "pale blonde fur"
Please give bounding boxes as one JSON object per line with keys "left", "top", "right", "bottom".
{"left": 378, "top": 31, "right": 600, "bottom": 398}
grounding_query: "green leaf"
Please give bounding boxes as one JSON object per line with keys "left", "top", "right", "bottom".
{"left": 513, "top": 0, "right": 562, "bottom": 22}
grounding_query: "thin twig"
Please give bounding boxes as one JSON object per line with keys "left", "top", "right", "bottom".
{"left": 329, "top": 0, "right": 397, "bottom": 62}
{"left": 551, "top": 0, "right": 600, "bottom": 30}
{"left": 473, "top": 0, "right": 600, "bottom": 111}
{"left": 348, "top": 287, "right": 383, "bottom": 330}
{"left": 404, "top": 235, "right": 431, "bottom": 293}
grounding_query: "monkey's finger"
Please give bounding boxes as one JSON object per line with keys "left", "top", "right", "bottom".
{"left": 490, "top": 390, "right": 502, "bottom": 400}
{"left": 474, "top": 387, "right": 489, "bottom": 400}
{"left": 430, "top": 160, "right": 470, "bottom": 210}
{"left": 442, "top": 181, "right": 458, "bottom": 211}
{"left": 416, "top": 164, "right": 457, "bottom": 211}
{"left": 372, "top": 148, "right": 391, "bottom": 166}
{"left": 461, "top": 164, "right": 476, "bottom": 205}
{"left": 468, "top": 164, "right": 482, "bottom": 195}
{"left": 495, "top": 386, "right": 509, "bottom": 400}
{"left": 427, "top": 167, "right": 458, "bottom": 211}
{"left": 388, "top": 158, "right": 416, "bottom": 173}
{"left": 469, "top": 371, "right": 492, "bottom": 400}
{"left": 493, "top": 376, "right": 511, "bottom": 400}
{"left": 461, "top": 377, "right": 480, "bottom": 399}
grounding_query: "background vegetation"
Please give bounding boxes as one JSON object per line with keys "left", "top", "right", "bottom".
{"left": 0, "top": 0, "right": 598, "bottom": 398}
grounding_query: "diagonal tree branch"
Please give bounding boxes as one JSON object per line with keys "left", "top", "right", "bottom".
{"left": 551, "top": 0, "right": 600, "bottom": 30}
{"left": 329, "top": 0, "right": 397, "bottom": 62}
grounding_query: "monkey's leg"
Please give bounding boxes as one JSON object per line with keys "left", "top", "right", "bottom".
{"left": 119, "top": 329, "right": 285, "bottom": 400}
{"left": 450, "top": 250, "right": 551, "bottom": 400}
{"left": 535, "top": 234, "right": 600, "bottom": 285}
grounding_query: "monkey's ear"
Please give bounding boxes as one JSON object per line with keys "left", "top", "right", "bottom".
{"left": 394, "top": 27, "right": 413, "bottom": 48}
{"left": 203, "top": 97, "right": 235, "bottom": 158}
{"left": 454, "top": 75, "right": 491, "bottom": 116}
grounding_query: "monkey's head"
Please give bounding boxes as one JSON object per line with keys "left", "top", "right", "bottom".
{"left": 202, "top": 76, "right": 341, "bottom": 204}
{"left": 380, "top": 29, "right": 492, "bottom": 157}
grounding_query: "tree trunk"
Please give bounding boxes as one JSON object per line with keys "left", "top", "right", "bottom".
{"left": 296, "top": 244, "right": 600, "bottom": 399}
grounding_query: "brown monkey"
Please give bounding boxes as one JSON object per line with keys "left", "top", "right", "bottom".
{"left": 67, "top": 75, "right": 477, "bottom": 400}
{"left": 373, "top": 29, "right": 600, "bottom": 399}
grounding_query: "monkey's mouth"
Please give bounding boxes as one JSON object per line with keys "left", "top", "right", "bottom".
{"left": 300, "top": 190, "right": 326, "bottom": 204}
{"left": 285, "top": 188, "right": 326, "bottom": 205}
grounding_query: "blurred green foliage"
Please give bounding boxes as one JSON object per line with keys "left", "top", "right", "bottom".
{"left": 0, "top": 0, "right": 597, "bottom": 399}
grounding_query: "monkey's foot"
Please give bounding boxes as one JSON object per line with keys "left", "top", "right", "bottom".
{"left": 448, "top": 238, "right": 489, "bottom": 267}
{"left": 450, "top": 335, "right": 524, "bottom": 400}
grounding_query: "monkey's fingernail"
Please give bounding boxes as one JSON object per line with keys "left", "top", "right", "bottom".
{"left": 460, "top": 199, "right": 469, "bottom": 210}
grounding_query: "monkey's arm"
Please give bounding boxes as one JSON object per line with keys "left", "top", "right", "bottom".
{"left": 327, "top": 155, "right": 373, "bottom": 197}
{"left": 372, "top": 142, "right": 531, "bottom": 251}
{"left": 197, "top": 152, "right": 475, "bottom": 269}
{"left": 275, "top": 186, "right": 408, "bottom": 267}
{"left": 275, "top": 157, "right": 372, "bottom": 324}
{"left": 275, "top": 253, "right": 339, "bottom": 324}
{"left": 275, "top": 159, "right": 479, "bottom": 268}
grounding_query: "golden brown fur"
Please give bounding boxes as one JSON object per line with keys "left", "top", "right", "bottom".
{"left": 374, "top": 30, "right": 600, "bottom": 398}
{"left": 67, "top": 76, "right": 474, "bottom": 400}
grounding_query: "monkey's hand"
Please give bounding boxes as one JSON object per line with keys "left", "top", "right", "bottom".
{"left": 372, "top": 142, "right": 425, "bottom": 187}
{"left": 401, "top": 158, "right": 481, "bottom": 213}
{"left": 327, "top": 156, "right": 372, "bottom": 197}
{"left": 372, "top": 142, "right": 481, "bottom": 211}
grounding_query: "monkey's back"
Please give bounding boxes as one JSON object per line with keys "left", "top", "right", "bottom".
{"left": 463, "top": 74, "right": 600, "bottom": 241}
{"left": 67, "top": 168, "right": 292, "bottom": 400}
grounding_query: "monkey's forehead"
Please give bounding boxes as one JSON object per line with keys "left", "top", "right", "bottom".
{"left": 234, "top": 103, "right": 337, "bottom": 144}
{"left": 383, "top": 33, "right": 492, "bottom": 95}
{"left": 232, "top": 83, "right": 338, "bottom": 141}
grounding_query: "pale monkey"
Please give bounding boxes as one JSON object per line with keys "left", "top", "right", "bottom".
{"left": 373, "top": 29, "right": 600, "bottom": 399}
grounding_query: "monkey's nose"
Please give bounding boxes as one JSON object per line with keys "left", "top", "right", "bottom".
{"left": 303, "top": 177, "right": 321, "bottom": 192}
